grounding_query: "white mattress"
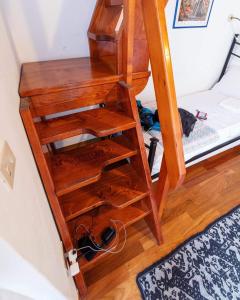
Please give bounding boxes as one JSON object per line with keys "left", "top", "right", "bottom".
{"left": 143, "top": 90, "right": 240, "bottom": 176}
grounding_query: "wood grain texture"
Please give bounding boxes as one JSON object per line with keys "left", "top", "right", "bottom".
{"left": 68, "top": 201, "right": 151, "bottom": 272}
{"left": 19, "top": 57, "right": 117, "bottom": 97}
{"left": 122, "top": 0, "right": 136, "bottom": 84}
{"left": 18, "top": 2, "right": 176, "bottom": 298}
{"left": 20, "top": 63, "right": 149, "bottom": 114}
{"left": 142, "top": 0, "right": 186, "bottom": 189}
{"left": 85, "top": 146, "right": 240, "bottom": 299}
{"left": 119, "top": 82, "right": 162, "bottom": 245}
{"left": 48, "top": 136, "right": 137, "bottom": 196}
{"left": 60, "top": 164, "right": 149, "bottom": 221}
{"left": 30, "top": 82, "right": 120, "bottom": 116}
{"left": 35, "top": 108, "right": 136, "bottom": 144}
{"left": 19, "top": 98, "right": 74, "bottom": 250}
{"left": 155, "top": 153, "right": 170, "bottom": 221}
{"left": 88, "top": 31, "right": 117, "bottom": 42}
{"left": 88, "top": 0, "right": 149, "bottom": 75}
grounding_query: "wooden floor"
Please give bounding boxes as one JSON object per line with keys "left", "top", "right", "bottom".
{"left": 86, "top": 146, "right": 240, "bottom": 299}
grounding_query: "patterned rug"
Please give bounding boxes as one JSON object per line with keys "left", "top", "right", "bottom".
{"left": 137, "top": 206, "right": 240, "bottom": 300}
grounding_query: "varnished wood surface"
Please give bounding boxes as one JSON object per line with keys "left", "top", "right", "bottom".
{"left": 119, "top": 82, "right": 162, "bottom": 244}
{"left": 18, "top": 1, "right": 181, "bottom": 297}
{"left": 19, "top": 57, "right": 149, "bottom": 98}
{"left": 48, "top": 136, "right": 137, "bottom": 196}
{"left": 36, "top": 108, "right": 136, "bottom": 144}
{"left": 88, "top": 0, "right": 149, "bottom": 75}
{"left": 68, "top": 200, "right": 150, "bottom": 272}
{"left": 85, "top": 147, "right": 240, "bottom": 299}
{"left": 88, "top": 32, "right": 117, "bottom": 42}
{"left": 19, "top": 57, "right": 117, "bottom": 97}
{"left": 105, "top": 0, "right": 123, "bottom": 6}
{"left": 60, "top": 164, "right": 149, "bottom": 221}
{"left": 122, "top": 0, "right": 136, "bottom": 85}
{"left": 20, "top": 99, "right": 74, "bottom": 251}
{"left": 142, "top": 0, "right": 186, "bottom": 189}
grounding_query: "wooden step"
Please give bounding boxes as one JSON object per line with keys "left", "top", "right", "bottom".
{"left": 36, "top": 108, "right": 136, "bottom": 144}
{"left": 60, "top": 164, "right": 149, "bottom": 221}
{"left": 105, "top": 0, "right": 123, "bottom": 6}
{"left": 88, "top": 32, "right": 117, "bottom": 42}
{"left": 19, "top": 57, "right": 117, "bottom": 97}
{"left": 68, "top": 201, "right": 150, "bottom": 271}
{"left": 48, "top": 136, "right": 137, "bottom": 196}
{"left": 19, "top": 57, "right": 149, "bottom": 98}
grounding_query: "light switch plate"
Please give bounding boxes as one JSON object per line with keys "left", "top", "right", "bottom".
{"left": 0, "top": 141, "right": 16, "bottom": 189}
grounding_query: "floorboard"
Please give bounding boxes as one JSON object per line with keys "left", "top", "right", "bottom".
{"left": 86, "top": 146, "right": 240, "bottom": 299}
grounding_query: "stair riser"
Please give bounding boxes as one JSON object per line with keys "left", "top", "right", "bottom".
{"left": 31, "top": 83, "right": 119, "bottom": 117}
{"left": 30, "top": 76, "right": 149, "bottom": 117}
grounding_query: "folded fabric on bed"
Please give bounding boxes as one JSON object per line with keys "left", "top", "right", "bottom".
{"left": 220, "top": 98, "right": 240, "bottom": 113}
{"left": 149, "top": 120, "right": 219, "bottom": 153}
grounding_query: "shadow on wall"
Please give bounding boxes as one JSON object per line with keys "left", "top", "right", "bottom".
{"left": 0, "top": 8, "right": 20, "bottom": 67}
{"left": 0, "top": 0, "right": 96, "bottom": 63}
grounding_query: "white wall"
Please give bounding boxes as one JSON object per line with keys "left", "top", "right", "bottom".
{"left": 0, "top": 240, "right": 68, "bottom": 300}
{"left": 0, "top": 9, "right": 77, "bottom": 300}
{"left": 141, "top": 0, "right": 240, "bottom": 100}
{"left": 0, "top": 0, "right": 96, "bottom": 62}
{"left": 0, "top": 289, "right": 31, "bottom": 300}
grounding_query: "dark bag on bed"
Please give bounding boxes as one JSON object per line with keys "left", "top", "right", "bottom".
{"left": 154, "top": 108, "right": 197, "bottom": 137}
{"left": 178, "top": 108, "right": 197, "bottom": 137}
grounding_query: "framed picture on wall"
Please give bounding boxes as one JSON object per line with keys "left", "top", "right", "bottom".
{"left": 173, "top": 0, "right": 215, "bottom": 29}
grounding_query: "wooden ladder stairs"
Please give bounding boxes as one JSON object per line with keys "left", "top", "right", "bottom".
{"left": 19, "top": 0, "right": 185, "bottom": 298}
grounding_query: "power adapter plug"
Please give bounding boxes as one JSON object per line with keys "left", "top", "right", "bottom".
{"left": 78, "top": 235, "right": 100, "bottom": 261}
{"left": 101, "top": 227, "right": 116, "bottom": 245}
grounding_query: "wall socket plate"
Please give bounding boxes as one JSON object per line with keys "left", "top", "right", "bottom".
{"left": 0, "top": 140, "right": 16, "bottom": 189}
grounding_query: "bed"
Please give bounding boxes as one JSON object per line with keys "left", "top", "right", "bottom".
{"left": 144, "top": 34, "right": 240, "bottom": 179}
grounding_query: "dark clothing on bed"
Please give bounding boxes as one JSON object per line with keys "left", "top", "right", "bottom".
{"left": 137, "top": 100, "right": 197, "bottom": 137}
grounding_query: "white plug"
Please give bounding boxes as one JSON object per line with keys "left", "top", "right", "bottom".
{"left": 67, "top": 249, "right": 78, "bottom": 264}
{"left": 68, "top": 262, "right": 80, "bottom": 277}
{"left": 65, "top": 249, "right": 80, "bottom": 277}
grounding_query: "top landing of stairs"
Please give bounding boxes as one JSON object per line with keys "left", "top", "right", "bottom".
{"left": 19, "top": 56, "right": 149, "bottom": 97}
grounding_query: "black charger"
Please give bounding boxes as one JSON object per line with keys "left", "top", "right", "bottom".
{"left": 101, "top": 227, "right": 116, "bottom": 245}
{"left": 78, "top": 227, "right": 116, "bottom": 261}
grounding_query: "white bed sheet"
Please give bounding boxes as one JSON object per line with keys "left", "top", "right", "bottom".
{"left": 143, "top": 90, "right": 240, "bottom": 175}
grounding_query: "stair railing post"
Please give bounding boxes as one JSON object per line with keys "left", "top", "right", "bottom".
{"left": 122, "top": 0, "right": 136, "bottom": 85}
{"left": 141, "top": 0, "right": 186, "bottom": 221}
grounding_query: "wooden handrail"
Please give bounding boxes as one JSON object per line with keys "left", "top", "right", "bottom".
{"left": 122, "top": 0, "right": 136, "bottom": 84}
{"left": 142, "top": 0, "right": 186, "bottom": 190}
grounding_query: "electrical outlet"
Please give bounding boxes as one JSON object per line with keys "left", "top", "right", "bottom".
{"left": 0, "top": 141, "right": 16, "bottom": 189}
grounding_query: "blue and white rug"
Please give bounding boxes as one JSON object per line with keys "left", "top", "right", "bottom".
{"left": 137, "top": 206, "right": 240, "bottom": 300}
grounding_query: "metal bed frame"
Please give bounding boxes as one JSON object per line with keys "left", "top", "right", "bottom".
{"left": 146, "top": 34, "right": 240, "bottom": 180}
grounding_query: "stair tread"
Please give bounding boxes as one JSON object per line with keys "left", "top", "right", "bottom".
{"left": 36, "top": 108, "right": 136, "bottom": 144}
{"left": 48, "top": 136, "right": 137, "bottom": 196}
{"left": 19, "top": 57, "right": 118, "bottom": 97}
{"left": 19, "top": 57, "right": 149, "bottom": 98}
{"left": 60, "top": 164, "right": 149, "bottom": 221}
{"left": 68, "top": 201, "right": 150, "bottom": 271}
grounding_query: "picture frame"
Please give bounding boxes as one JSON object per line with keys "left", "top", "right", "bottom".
{"left": 173, "top": 0, "right": 215, "bottom": 29}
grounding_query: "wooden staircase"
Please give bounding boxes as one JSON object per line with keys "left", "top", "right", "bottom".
{"left": 19, "top": 0, "right": 185, "bottom": 298}
{"left": 88, "top": 0, "right": 149, "bottom": 74}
